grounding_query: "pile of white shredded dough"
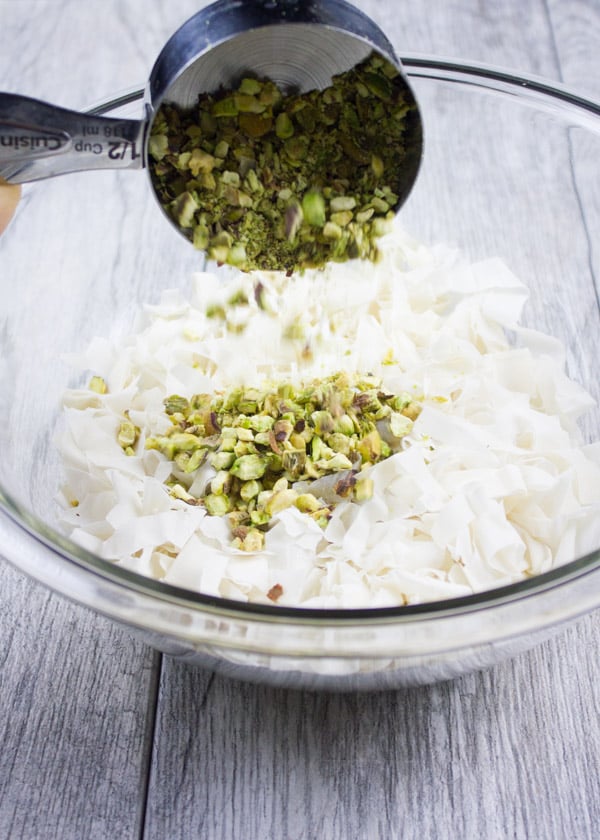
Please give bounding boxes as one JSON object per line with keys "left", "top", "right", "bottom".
{"left": 58, "top": 226, "right": 600, "bottom": 607}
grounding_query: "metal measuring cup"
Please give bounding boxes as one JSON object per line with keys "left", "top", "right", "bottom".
{"left": 0, "top": 0, "right": 423, "bottom": 249}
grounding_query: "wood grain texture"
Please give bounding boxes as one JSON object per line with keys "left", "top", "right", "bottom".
{"left": 0, "top": 563, "right": 161, "bottom": 840}
{"left": 0, "top": 2, "right": 599, "bottom": 839}
{"left": 547, "top": 0, "right": 600, "bottom": 98}
{"left": 144, "top": 615, "right": 600, "bottom": 840}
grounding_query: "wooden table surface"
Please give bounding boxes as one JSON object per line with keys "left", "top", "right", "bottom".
{"left": 1, "top": 2, "right": 599, "bottom": 838}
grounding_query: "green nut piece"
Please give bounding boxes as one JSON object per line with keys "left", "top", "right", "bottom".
{"left": 117, "top": 420, "right": 138, "bottom": 451}
{"left": 275, "top": 112, "right": 294, "bottom": 139}
{"left": 164, "top": 395, "right": 190, "bottom": 416}
{"left": 302, "top": 190, "right": 326, "bottom": 227}
{"left": 232, "top": 527, "right": 265, "bottom": 552}
{"left": 281, "top": 449, "right": 306, "bottom": 478}
{"left": 356, "top": 429, "right": 382, "bottom": 463}
{"left": 168, "top": 432, "right": 204, "bottom": 452}
{"left": 210, "top": 470, "right": 232, "bottom": 497}
{"left": 389, "top": 411, "right": 413, "bottom": 438}
{"left": 250, "top": 509, "right": 271, "bottom": 527}
{"left": 204, "top": 493, "right": 232, "bottom": 516}
{"left": 330, "top": 196, "right": 356, "bottom": 212}
{"left": 239, "top": 77, "right": 263, "bottom": 96}
{"left": 294, "top": 493, "right": 322, "bottom": 513}
{"left": 230, "top": 454, "right": 267, "bottom": 481}
{"left": 354, "top": 477, "right": 374, "bottom": 502}
{"left": 240, "top": 479, "right": 262, "bottom": 502}
{"left": 311, "top": 410, "right": 335, "bottom": 436}
{"left": 210, "top": 450, "right": 236, "bottom": 470}
{"left": 185, "top": 448, "right": 208, "bottom": 473}
{"left": 89, "top": 375, "right": 107, "bottom": 394}
{"left": 212, "top": 97, "right": 238, "bottom": 117}
{"left": 148, "top": 134, "right": 169, "bottom": 161}
{"left": 265, "top": 488, "right": 298, "bottom": 516}
{"left": 248, "top": 414, "right": 275, "bottom": 433}
{"left": 169, "top": 483, "right": 197, "bottom": 503}
{"left": 170, "top": 191, "right": 198, "bottom": 228}
{"left": 315, "top": 452, "right": 353, "bottom": 471}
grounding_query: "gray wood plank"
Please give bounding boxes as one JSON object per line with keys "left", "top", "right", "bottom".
{"left": 144, "top": 616, "right": 600, "bottom": 840}
{"left": 0, "top": 562, "right": 161, "bottom": 840}
{"left": 547, "top": 0, "right": 600, "bottom": 99}
{"left": 547, "top": 0, "right": 600, "bottom": 314}
{"left": 369, "top": 0, "right": 559, "bottom": 76}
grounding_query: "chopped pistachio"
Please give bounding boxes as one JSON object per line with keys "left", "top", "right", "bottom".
{"left": 294, "top": 493, "right": 322, "bottom": 513}
{"left": 389, "top": 411, "right": 413, "bottom": 437}
{"left": 212, "top": 97, "right": 238, "bottom": 117}
{"left": 210, "top": 450, "right": 236, "bottom": 470}
{"left": 330, "top": 196, "right": 356, "bottom": 212}
{"left": 204, "top": 493, "right": 232, "bottom": 516}
{"left": 148, "top": 134, "right": 169, "bottom": 161}
{"left": 164, "top": 395, "right": 190, "bottom": 415}
{"left": 330, "top": 210, "right": 353, "bottom": 227}
{"left": 233, "top": 527, "right": 265, "bottom": 552}
{"left": 370, "top": 196, "right": 390, "bottom": 213}
{"left": 149, "top": 51, "right": 420, "bottom": 272}
{"left": 334, "top": 414, "right": 355, "bottom": 436}
{"left": 210, "top": 469, "right": 231, "bottom": 496}
{"left": 230, "top": 453, "right": 267, "bottom": 481}
{"left": 275, "top": 112, "right": 294, "bottom": 139}
{"left": 185, "top": 448, "right": 207, "bottom": 473}
{"left": 302, "top": 190, "right": 326, "bottom": 228}
{"left": 240, "top": 479, "right": 262, "bottom": 502}
{"left": 205, "top": 303, "right": 226, "bottom": 320}
{"left": 117, "top": 420, "right": 138, "bottom": 451}
{"left": 250, "top": 509, "right": 271, "bottom": 527}
{"left": 322, "top": 221, "right": 342, "bottom": 240}
{"left": 170, "top": 191, "right": 198, "bottom": 228}
{"left": 356, "top": 429, "right": 382, "bottom": 463}
{"left": 167, "top": 432, "right": 204, "bottom": 451}
{"left": 234, "top": 93, "right": 266, "bottom": 114}
{"left": 247, "top": 414, "right": 274, "bottom": 433}
{"left": 232, "top": 425, "right": 252, "bottom": 442}
{"left": 327, "top": 432, "right": 351, "bottom": 455}
{"left": 239, "top": 78, "right": 262, "bottom": 96}
{"left": 214, "top": 140, "right": 229, "bottom": 158}
{"left": 89, "top": 375, "right": 107, "bottom": 394}
{"left": 371, "top": 155, "right": 385, "bottom": 178}
{"left": 136, "top": 375, "right": 423, "bottom": 549}
{"left": 170, "top": 483, "right": 197, "bottom": 503}
{"left": 354, "top": 477, "right": 374, "bottom": 502}
{"left": 315, "top": 452, "right": 353, "bottom": 471}
{"left": 311, "top": 410, "right": 335, "bottom": 436}
{"left": 355, "top": 208, "right": 375, "bottom": 224}
{"left": 283, "top": 323, "right": 307, "bottom": 346}
{"left": 281, "top": 449, "right": 306, "bottom": 478}
{"left": 265, "top": 488, "right": 298, "bottom": 516}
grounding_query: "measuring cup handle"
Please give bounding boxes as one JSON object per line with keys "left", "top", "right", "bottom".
{"left": 0, "top": 93, "right": 146, "bottom": 184}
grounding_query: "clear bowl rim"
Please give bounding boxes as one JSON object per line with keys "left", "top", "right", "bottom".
{"left": 2, "top": 55, "right": 599, "bottom": 625}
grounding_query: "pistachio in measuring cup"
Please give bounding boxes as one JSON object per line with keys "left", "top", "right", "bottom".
{"left": 148, "top": 52, "right": 420, "bottom": 272}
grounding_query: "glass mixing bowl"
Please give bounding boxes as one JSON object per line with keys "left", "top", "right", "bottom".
{"left": 1, "top": 58, "right": 599, "bottom": 691}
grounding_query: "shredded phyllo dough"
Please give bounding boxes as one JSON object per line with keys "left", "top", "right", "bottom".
{"left": 58, "top": 227, "right": 600, "bottom": 607}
